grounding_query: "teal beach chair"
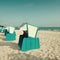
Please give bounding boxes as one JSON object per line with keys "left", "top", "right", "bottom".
{"left": 6, "top": 32, "right": 16, "bottom": 41}
{"left": 0, "top": 29, "right": 2, "bottom": 32}
{"left": 5, "top": 27, "right": 16, "bottom": 41}
{"left": 18, "top": 23, "right": 40, "bottom": 51}
{"left": 0, "top": 27, "right": 3, "bottom": 32}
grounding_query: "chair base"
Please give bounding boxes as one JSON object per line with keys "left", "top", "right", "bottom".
{"left": 5, "top": 32, "right": 16, "bottom": 41}
{"left": 19, "top": 37, "right": 40, "bottom": 51}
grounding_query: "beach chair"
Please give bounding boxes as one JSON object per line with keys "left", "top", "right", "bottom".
{"left": 0, "top": 28, "right": 2, "bottom": 32}
{"left": 18, "top": 23, "right": 40, "bottom": 51}
{"left": 5, "top": 26, "right": 16, "bottom": 41}
{"left": 0, "top": 27, "right": 3, "bottom": 32}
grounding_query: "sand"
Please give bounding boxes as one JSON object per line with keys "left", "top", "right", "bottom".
{"left": 0, "top": 30, "right": 60, "bottom": 60}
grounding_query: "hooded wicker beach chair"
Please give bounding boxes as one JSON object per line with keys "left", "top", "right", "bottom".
{"left": 5, "top": 26, "right": 16, "bottom": 41}
{"left": 18, "top": 23, "right": 40, "bottom": 51}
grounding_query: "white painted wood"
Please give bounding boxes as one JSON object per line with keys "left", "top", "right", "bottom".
{"left": 28, "top": 25, "right": 37, "bottom": 38}
{"left": 20, "top": 24, "right": 27, "bottom": 31}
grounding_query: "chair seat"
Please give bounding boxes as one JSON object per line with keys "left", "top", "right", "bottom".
{"left": 21, "top": 37, "right": 40, "bottom": 51}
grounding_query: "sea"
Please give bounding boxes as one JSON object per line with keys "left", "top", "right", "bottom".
{"left": 38, "top": 27, "right": 60, "bottom": 31}
{"left": 15, "top": 27, "right": 60, "bottom": 31}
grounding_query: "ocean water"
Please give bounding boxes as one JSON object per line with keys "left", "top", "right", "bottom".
{"left": 38, "top": 27, "right": 60, "bottom": 31}
{"left": 15, "top": 27, "right": 60, "bottom": 31}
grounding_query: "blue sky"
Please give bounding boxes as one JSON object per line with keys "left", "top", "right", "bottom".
{"left": 0, "top": 0, "right": 60, "bottom": 27}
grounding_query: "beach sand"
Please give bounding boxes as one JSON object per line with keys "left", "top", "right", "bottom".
{"left": 0, "top": 30, "right": 60, "bottom": 60}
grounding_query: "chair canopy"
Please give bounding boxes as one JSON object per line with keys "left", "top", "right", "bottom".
{"left": 28, "top": 24, "right": 38, "bottom": 38}
{"left": 5, "top": 26, "right": 15, "bottom": 34}
{"left": 20, "top": 24, "right": 27, "bottom": 31}
{"left": 20, "top": 23, "right": 38, "bottom": 38}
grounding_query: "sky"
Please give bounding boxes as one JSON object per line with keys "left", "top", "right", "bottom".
{"left": 0, "top": 0, "right": 60, "bottom": 27}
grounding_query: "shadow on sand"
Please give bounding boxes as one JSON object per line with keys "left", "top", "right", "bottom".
{"left": 0, "top": 42, "right": 19, "bottom": 50}
{"left": 0, "top": 37, "right": 5, "bottom": 40}
{"left": 8, "top": 52, "right": 58, "bottom": 60}
{"left": 0, "top": 42, "right": 58, "bottom": 60}
{"left": 0, "top": 41, "right": 42, "bottom": 60}
{"left": 8, "top": 53, "right": 43, "bottom": 60}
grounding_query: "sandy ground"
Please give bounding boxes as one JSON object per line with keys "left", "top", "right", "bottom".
{"left": 0, "top": 30, "right": 60, "bottom": 60}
